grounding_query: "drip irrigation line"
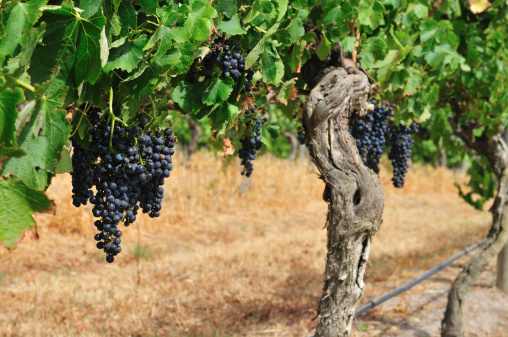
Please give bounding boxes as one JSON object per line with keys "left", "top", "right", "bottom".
{"left": 307, "top": 239, "right": 486, "bottom": 337}
{"left": 356, "top": 239, "right": 486, "bottom": 316}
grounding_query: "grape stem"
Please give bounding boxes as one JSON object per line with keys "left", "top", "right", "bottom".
{"left": 6, "top": 75, "right": 35, "bottom": 93}
{"left": 254, "top": 26, "right": 267, "bottom": 33}
{"left": 108, "top": 88, "right": 128, "bottom": 149}
{"left": 69, "top": 102, "right": 91, "bottom": 138}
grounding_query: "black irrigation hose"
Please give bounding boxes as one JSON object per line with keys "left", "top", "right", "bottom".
{"left": 308, "top": 239, "right": 486, "bottom": 337}
{"left": 355, "top": 238, "right": 486, "bottom": 316}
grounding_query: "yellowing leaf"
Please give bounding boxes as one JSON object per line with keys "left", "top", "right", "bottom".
{"left": 467, "top": 0, "right": 491, "bottom": 14}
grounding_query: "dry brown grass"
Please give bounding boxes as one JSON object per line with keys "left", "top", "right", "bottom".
{"left": 0, "top": 153, "right": 492, "bottom": 337}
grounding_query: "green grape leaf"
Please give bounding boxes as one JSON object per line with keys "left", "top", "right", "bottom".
{"left": 216, "top": 0, "right": 238, "bottom": 18}
{"left": 185, "top": 1, "right": 217, "bottom": 43}
{"left": 276, "top": 78, "right": 295, "bottom": 104}
{"left": 266, "top": 125, "right": 280, "bottom": 139}
{"left": 316, "top": 34, "right": 332, "bottom": 60}
{"left": 0, "top": 87, "right": 24, "bottom": 148}
{"left": 263, "top": 47, "right": 277, "bottom": 82}
{"left": 405, "top": 68, "right": 422, "bottom": 94}
{"left": 358, "top": 0, "right": 385, "bottom": 30}
{"left": 20, "top": 23, "right": 46, "bottom": 66}
{"left": 202, "top": 77, "right": 235, "bottom": 106}
{"left": 192, "top": 18, "right": 213, "bottom": 42}
{"left": 172, "top": 81, "right": 207, "bottom": 115}
{"left": 0, "top": 176, "right": 55, "bottom": 250}
{"left": 286, "top": 17, "right": 305, "bottom": 41}
{"left": 14, "top": 101, "right": 36, "bottom": 139}
{"left": 152, "top": 27, "right": 175, "bottom": 57}
{"left": 103, "top": 5, "right": 122, "bottom": 38}
{"left": 245, "top": 23, "right": 280, "bottom": 69}
{"left": 100, "top": 27, "right": 109, "bottom": 67}
{"left": 174, "top": 27, "right": 192, "bottom": 43}
{"left": 137, "top": 0, "right": 158, "bottom": 9}
{"left": 288, "top": 40, "right": 305, "bottom": 72}
{"left": 275, "top": 0, "right": 289, "bottom": 21}
{"left": 117, "top": 0, "right": 137, "bottom": 38}
{"left": 0, "top": 0, "right": 47, "bottom": 57}
{"left": 322, "top": 0, "right": 353, "bottom": 25}
{"left": 79, "top": 0, "right": 102, "bottom": 19}
{"left": 412, "top": 4, "right": 429, "bottom": 18}
{"left": 118, "top": 47, "right": 182, "bottom": 115}
{"left": 419, "top": 20, "right": 439, "bottom": 43}
{"left": 342, "top": 36, "right": 356, "bottom": 53}
{"left": 29, "top": 4, "right": 106, "bottom": 86}
{"left": 28, "top": 5, "right": 80, "bottom": 98}
{"left": 0, "top": 148, "right": 26, "bottom": 158}
{"left": 0, "top": 90, "right": 71, "bottom": 190}
{"left": 103, "top": 35, "right": 146, "bottom": 72}
{"left": 272, "top": 29, "right": 292, "bottom": 46}
{"left": 170, "top": 43, "right": 198, "bottom": 74}
{"left": 55, "top": 146, "right": 72, "bottom": 173}
{"left": 210, "top": 102, "right": 238, "bottom": 131}
{"left": 153, "top": 48, "right": 183, "bottom": 69}
{"left": 244, "top": 0, "right": 277, "bottom": 24}
{"left": 74, "top": 10, "right": 107, "bottom": 85}
{"left": 217, "top": 15, "right": 246, "bottom": 35}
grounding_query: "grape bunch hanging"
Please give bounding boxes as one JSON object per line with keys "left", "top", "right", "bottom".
{"left": 349, "top": 100, "right": 392, "bottom": 174}
{"left": 238, "top": 103, "right": 265, "bottom": 177}
{"left": 349, "top": 100, "right": 418, "bottom": 188}
{"left": 201, "top": 40, "right": 254, "bottom": 95}
{"left": 71, "top": 110, "right": 175, "bottom": 263}
{"left": 200, "top": 40, "right": 267, "bottom": 177}
{"left": 386, "top": 122, "right": 419, "bottom": 188}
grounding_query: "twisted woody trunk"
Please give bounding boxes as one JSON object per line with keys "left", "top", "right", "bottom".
{"left": 441, "top": 111, "right": 508, "bottom": 337}
{"left": 303, "top": 62, "right": 384, "bottom": 336}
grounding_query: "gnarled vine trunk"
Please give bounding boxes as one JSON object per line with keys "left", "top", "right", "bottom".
{"left": 441, "top": 117, "right": 508, "bottom": 337}
{"left": 303, "top": 66, "right": 384, "bottom": 337}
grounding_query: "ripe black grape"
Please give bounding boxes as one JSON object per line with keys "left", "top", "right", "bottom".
{"left": 349, "top": 100, "right": 392, "bottom": 174}
{"left": 238, "top": 104, "right": 264, "bottom": 177}
{"left": 201, "top": 40, "right": 254, "bottom": 94}
{"left": 386, "top": 122, "right": 419, "bottom": 188}
{"left": 349, "top": 100, "right": 418, "bottom": 188}
{"left": 70, "top": 110, "right": 175, "bottom": 263}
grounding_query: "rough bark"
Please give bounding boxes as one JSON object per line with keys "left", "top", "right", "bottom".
{"left": 184, "top": 115, "right": 202, "bottom": 161}
{"left": 441, "top": 110, "right": 508, "bottom": 337}
{"left": 282, "top": 131, "right": 298, "bottom": 161}
{"left": 303, "top": 67, "right": 384, "bottom": 337}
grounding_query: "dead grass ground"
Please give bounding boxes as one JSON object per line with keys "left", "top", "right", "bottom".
{"left": 0, "top": 152, "right": 504, "bottom": 337}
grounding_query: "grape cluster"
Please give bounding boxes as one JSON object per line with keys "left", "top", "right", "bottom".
{"left": 238, "top": 104, "right": 264, "bottom": 177}
{"left": 386, "top": 123, "right": 419, "bottom": 188}
{"left": 349, "top": 101, "right": 392, "bottom": 174}
{"left": 201, "top": 40, "right": 254, "bottom": 95}
{"left": 349, "top": 100, "right": 418, "bottom": 188}
{"left": 71, "top": 112, "right": 175, "bottom": 263}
